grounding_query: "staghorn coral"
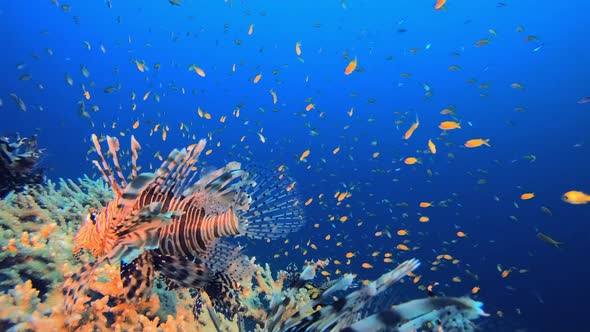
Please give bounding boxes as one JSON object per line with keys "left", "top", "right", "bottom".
{"left": 0, "top": 177, "right": 111, "bottom": 294}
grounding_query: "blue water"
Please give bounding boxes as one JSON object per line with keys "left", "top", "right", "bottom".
{"left": 1, "top": 1, "right": 590, "bottom": 331}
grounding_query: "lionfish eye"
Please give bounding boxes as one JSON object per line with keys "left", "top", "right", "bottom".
{"left": 88, "top": 211, "right": 97, "bottom": 224}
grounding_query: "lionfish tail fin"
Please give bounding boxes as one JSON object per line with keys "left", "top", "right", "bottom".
{"left": 237, "top": 167, "right": 305, "bottom": 240}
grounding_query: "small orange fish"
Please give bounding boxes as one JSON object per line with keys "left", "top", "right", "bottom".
{"left": 562, "top": 190, "right": 590, "bottom": 204}
{"left": 253, "top": 73, "right": 262, "bottom": 84}
{"left": 419, "top": 202, "right": 432, "bottom": 208}
{"left": 501, "top": 270, "right": 510, "bottom": 278}
{"left": 135, "top": 60, "right": 145, "bottom": 72}
{"left": 305, "top": 103, "right": 315, "bottom": 111}
{"left": 428, "top": 139, "right": 436, "bottom": 154}
{"left": 403, "top": 114, "right": 419, "bottom": 140}
{"left": 419, "top": 216, "right": 430, "bottom": 222}
{"left": 189, "top": 65, "right": 206, "bottom": 77}
{"left": 132, "top": 120, "right": 139, "bottom": 129}
{"left": 439, "top": 121, "right": 461, "bottom": 130}
{"left": 457, "top": 231, "right": 467, "bottom": 238}
{"left": 465, "top": 139, "right": 491, "bottom": 148}
{"left": 397, "top": 229, "right": 409, "bottom": 236}
{"left": 295, "top": 42, "right": 302, "bottom": 56}
{"left": 472, "top": 286, "right": 480, "bottom": 294}
{"left": 361, "top": 262, "right": 373, "bottom": 269}
{"left": 248, "top": 24, "right": 254, "bottom": 35}
{"left": 475, "top": 38, "right": 490, "bottom": 47}
{"left": 521, "top": 193, "right": 535, "bottom": 200}
{"left": 299, "top": 149, "right": 310, "bottom": 161}
{"left": 404, "top": 157, "right": 418, "bottom": 165}
{"left": 344, "top": 57, "right": 357, "bottom": 75}
{"left": 435, "top": 0, "right": 446, "bottom": 10}
{"left": 396, "top": 244, "right": 410, "bottom": 251}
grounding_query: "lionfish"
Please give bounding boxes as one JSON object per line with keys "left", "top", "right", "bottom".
{"left": 266, "top": 259, "right": 489, "bottom": 332}
{"left": 63, "top": 134, "right": 304, "bottom": 317}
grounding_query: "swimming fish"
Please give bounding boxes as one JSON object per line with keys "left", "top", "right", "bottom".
{"left": 465, "top": 139, "right": 490, "bottom": 148}
{"left": 562, "top": 190, "right": 590, "bottom": 204}
{"left": 403, "top": 114, "right": 419, "bottom": 140}
{"left": 344, "top": 57, "right": 357, "bottom": 75}
{"left": 269, "top": 259, "right": 488, "bottom": 331}
{"left": 435, "top": 0, "right": 446, "bottom": 10}
{"left": 439, "top": 121, "right": 461, "bottom": 130}
{"left": 537, "top": 233, "right": 563, "bottom": 248}
{"left": 64, "top": 135, "right": 305, "bottom": 316}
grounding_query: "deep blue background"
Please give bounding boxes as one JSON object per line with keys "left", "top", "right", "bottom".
{"left": 1, "top": 1, "right": 589, "bottom": 331}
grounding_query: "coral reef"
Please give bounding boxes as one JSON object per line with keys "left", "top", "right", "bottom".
{"left": 0, "top": 177, "right": 487, "bottom": 331}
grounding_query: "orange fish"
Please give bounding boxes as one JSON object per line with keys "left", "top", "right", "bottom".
{"left": 295, "top": 42, "right": 302, "bottom": 56}
{"left": 562, "top": 190, "right": 590, "bottom": 204}
{"left": 344, "top": 57, "right": 357, "bottom": 75}
{"left": 189, "top": 65, "right": 206, "bottom": 77}
{"left": 428, "top": 139, "right": 436, "bottom": 154}
{"left": 439, "top": 121, "right": 461, "bottom": 130}
{"left": 475, "top": 38, "right": 491, "bottom": 47}
{"left": 521, "top": 193, "right": 535, "bottom": 200}
{"left": 419, "top": 202, "right": 432, "bottom": 208}
{"left": 305, "top": 103, "right": 315, "bottom": 111}
{"left": 253, "top": 73, "right": 262, "bottom": 84}
{"left": 419, "top": 216, "right": 430, "bottom": 222}
{"left": 248, "top": 24, "right": 254, "bottom": 35}
{"left": 472, "top": 286, "right": 480, "bottom": 294}
{"left": 135, "top": 60, "right": 145, "bottom": 72}
{"left": 457, "top": 231, "right": 467, "bottom": 238}
{"left": 465, "top": 139, "right": 491, "bottom": 148}
{"left": 396, "top": 244, "right": 410, "bottom": 251}
{"left": 404, "top": 157, "right": 418, "bottom": 165}
{"left": 403, "top": 114, "right": 419, "bottom": 140}
{"left": 299, "top": 149, "right": 310, "bottom": 161}
{"left": 435, "top": 0, "right": 446, "bottom": 10}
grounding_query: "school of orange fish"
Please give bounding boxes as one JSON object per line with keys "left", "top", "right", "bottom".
{"left": 3, "top": 0, "right": 589, "bottom": 327}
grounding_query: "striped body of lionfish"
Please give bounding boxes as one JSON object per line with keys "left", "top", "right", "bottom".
{"left": 63, "top": 134, "right": 304, "bottom": 319}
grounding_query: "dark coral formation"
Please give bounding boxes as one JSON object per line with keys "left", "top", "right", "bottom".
{"left": 0, "top": 134, "right": 44, "bottom": 198}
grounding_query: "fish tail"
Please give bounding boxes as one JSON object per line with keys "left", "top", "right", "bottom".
{"left": 484, "top": 139, "right": 491, "bottom": 147}
{"left": 236, "top": 167, "right": 305, "bottom": 240}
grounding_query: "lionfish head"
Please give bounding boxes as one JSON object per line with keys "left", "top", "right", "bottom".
{"left": 73, "top": 206, "right": 110, "bottom": 259}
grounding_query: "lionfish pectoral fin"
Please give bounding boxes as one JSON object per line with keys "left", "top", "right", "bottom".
{"left": 112, "top": 202, "right": 178, "bottom": 264}
{"left": 62, "top": 258, "right": 104, "bottom": 313}
{"left": 120, "top": 251, "right": 155, "bottom": 302}
{"left": 153, "top": 254, "right": 212, "bottom": 288}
